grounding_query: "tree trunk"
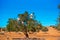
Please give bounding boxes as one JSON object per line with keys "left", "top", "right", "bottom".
{"left": 24, "top": 32, "right": 29, "bottom": 38}
{"left": 24, "top": 26, "right": 29, "bottom": 38}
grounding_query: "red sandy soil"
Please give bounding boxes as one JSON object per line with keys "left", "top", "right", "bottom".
{"left": 0, "top": 27, "right": 60, "bottom": 40}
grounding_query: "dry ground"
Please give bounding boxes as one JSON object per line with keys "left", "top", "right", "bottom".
{"left": 0, "top": 27, "right": 60, "bottom": 40}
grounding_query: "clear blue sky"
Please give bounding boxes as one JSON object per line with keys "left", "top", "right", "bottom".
{"left": 0, "top": 0, "right": 60, "bottom": 27}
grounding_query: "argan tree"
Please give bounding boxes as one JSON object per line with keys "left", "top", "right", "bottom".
{"left": 6, "top": 18, "right": 18, "bottom": 31}
{"left": 18, "top": 11, "right": 41, "bottom": 38}
{"left": 56, "top": 4, "right": 60, "bottom": 30}
{"left": 36, "top": 23, "right": 43, "bottom": 32}
{"left": 41, "top": 27, "right": 48, "bottom": 32}
{"left": 6, "top": 11, "right": 43, "bottom": 38}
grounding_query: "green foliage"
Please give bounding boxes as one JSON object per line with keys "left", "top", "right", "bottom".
{"left": 6, "top": 18, "right": 19, "bottom": 31}
{"left": 41, "top": 27, "right": 48, "bottom": 32}
{"left": 56, "top": 6, "right": 60, "bottom": 31}
{"left": 6, "top": 11, "right": 43, "bottom": 38}
{"left": 17, "top": 11, "right": 39, "bottom": 33}
{"left": 58, "top": 4, "right": 60, "bottom": 9}
{"left": 18, "top": 11, "right": 29, "bottom": 22}
{"left": 56, "top": 24, "right": 60, "bottom": 30}
{"left": 5, "top": 11, "right": 49, "bottom": 38}
{"left": 35, "top": 23, "right": 43, "bottom": 32}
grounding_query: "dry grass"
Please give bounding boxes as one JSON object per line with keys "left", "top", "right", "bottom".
{"left": 0, "top": 27, "right": 60, "bottom": 40}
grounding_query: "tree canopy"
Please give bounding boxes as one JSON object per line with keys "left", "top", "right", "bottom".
{"left": 6, "top": 11, "right": 48, "bottom": 38}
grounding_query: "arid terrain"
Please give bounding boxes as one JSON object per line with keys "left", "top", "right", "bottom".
{"left": 0, "top": 27, "right": 60, "bottom": 40}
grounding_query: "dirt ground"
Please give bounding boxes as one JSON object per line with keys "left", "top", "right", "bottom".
{"left": 0, "top": 27, "right": 60, "bottom": 40}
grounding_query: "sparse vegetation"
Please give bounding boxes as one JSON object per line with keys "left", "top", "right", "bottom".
{"left": 2, "top": 4, "right": 60, "bottom": 37}
{"left": 41, "top": 27, "right": 48, "bottom": 32}
{"left": 56, "top": 4, "right": 60, "bottom": 31}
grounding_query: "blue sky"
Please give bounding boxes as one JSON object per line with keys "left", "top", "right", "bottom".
{"left": 0, "top": 0, "right": 60, "bottom": 27}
